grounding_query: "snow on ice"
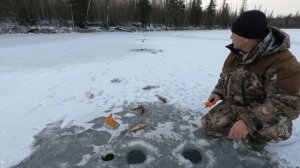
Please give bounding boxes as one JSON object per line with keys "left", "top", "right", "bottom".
{"left": 0, "top": 30, "right": 299, "bottom": 167}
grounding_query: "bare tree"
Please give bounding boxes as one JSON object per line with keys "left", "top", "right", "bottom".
{"left": 239, "top": 0, "right": 247, "bottom": 14}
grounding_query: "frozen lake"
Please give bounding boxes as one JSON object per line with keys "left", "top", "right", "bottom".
{"left": 0, "top": 29, "right": 299, "bottom": 167}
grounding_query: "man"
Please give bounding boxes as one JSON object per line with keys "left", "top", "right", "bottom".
{"left": 201, "top": 10, "right": 300, "bottom": 151}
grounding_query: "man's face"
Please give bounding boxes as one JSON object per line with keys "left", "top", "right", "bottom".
{"left": 230, "top": 32, "right": 246, "bottom": 51}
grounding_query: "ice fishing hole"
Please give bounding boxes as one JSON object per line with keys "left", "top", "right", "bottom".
{"left": 182, "top": 149, "right": 202, "bottom": 163}
{"left": 126, "top": 149, "right": 146, "bottom": 164}
{"left": 101, "top": 151, "right": 115, "bottom": 161}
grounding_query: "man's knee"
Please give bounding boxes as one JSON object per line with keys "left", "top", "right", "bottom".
{"left": 201, "top": 115, "right": 231, "bottom": 137}
{"left": 201, "top": 114, "right": 212, "bottom": 133}
{"left": 201, "top": 103, "right": 233, "bottom": 127}
{"left": 201, "top": 103, "right": 234, "bottom": 137}
{"left": 201, "top": 115, "right": 224, "bottom": 137}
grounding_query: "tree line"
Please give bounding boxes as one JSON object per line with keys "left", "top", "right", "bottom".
{"left": 0, "top": 0, "right": 299, "bottom": 29}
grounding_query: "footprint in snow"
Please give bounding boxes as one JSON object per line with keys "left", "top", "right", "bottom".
{"left": 205, "top": 72, "right": 214, "bottom": 77}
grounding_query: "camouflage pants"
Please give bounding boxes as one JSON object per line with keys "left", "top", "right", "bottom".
{"left": 201, "top": 102, "right": 293, "bottom": 143}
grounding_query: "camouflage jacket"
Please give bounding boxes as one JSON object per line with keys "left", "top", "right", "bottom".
{"left": 213, "top": 27, "right": 300, "bottom": 137}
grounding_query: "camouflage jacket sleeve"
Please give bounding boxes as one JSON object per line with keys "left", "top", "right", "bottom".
{"left": 211, "top": 71, "right": 225, "bottom": 99}
{"left": 239, "top": 68, "right": 300, "bottom": 141}
{"left": 212, "top": 53, "right": 236, "bottom": 99}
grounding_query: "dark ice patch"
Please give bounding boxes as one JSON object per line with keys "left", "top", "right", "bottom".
{"left": 101, "top": 151, "right": 115, "bottom": 161}
{"left": 182, "top": 149, "right": 202, "bottom": 163}
{"left": 13, "top": 121, "right": 111, "bottom": 168}
{"left": 130, "top": 48, "right": 163, "bottom": 54}
{"left": 126, "top": 149, "right": 146, "bottom": 164}
{"left": 14, "top": 102, "right": 281, "bottom": 168}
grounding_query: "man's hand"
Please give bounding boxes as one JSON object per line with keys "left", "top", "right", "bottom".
{"left": 228, "top": 120, "right": 249, "bottom": 139}
{"left": 208, "top": 93, "right": 221, "bottom": 104}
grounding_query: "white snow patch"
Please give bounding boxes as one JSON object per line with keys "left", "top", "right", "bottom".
{"left": 141, "top": 122, "right": 182, "bottom": 141}
{"left": 123, "top": 113, "right": 136, "bottom": 117}
{"left": 76, "top": 154, "right": 92, "bottom": 167}
{"left": 172, "top": 142, "right": 193, "bottom": 168}
{"left": 196, "top": 139, "right": 211, "bottom": 147}
{"left": 121, "top": 140, "right": 161, "bottom": 168}
{"left": 204, "top": 150, "right": 217, "bottom": 168}
{"left": 172, "top": 140, "right": 213, "bottom": 168}
{"left": 126, "top": 140, "right": 160, "bottom": 155}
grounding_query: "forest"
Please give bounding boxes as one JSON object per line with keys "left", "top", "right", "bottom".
{"left": 0, "top": 0, "right": 299, "bottom": 31}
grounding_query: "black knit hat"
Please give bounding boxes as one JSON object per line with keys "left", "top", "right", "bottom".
{"left": 231, "top": 10, "right": 269, "bottom": 39}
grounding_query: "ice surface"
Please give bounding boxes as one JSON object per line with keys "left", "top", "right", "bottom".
{"left": 14, "top": 103, "right": 280, "bottom": 168}
{"left": 0, "top": 30, "right": 299, "bottom": 167}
